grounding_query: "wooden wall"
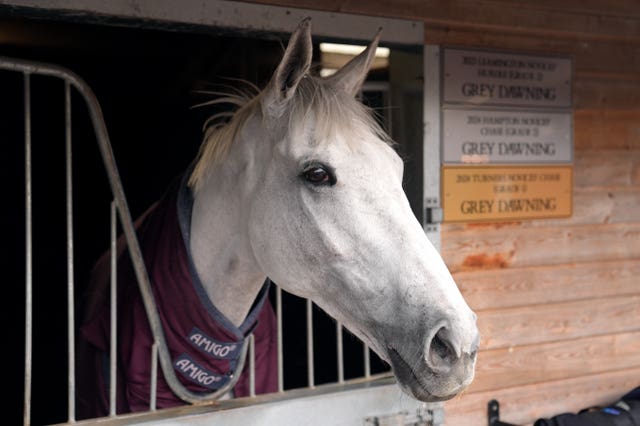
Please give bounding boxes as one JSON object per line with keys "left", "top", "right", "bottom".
{"left": 247, "top": 1, "right": 640, "bottom": 424}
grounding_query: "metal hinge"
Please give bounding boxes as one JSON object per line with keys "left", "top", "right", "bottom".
{"left": 424, "top": 198, "right": 443, "bottom": 232}
{"left": 364, "top": 405, "right": 444, "bottom": 426}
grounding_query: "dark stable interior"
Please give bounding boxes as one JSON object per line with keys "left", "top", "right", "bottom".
{"left": 0, "top": 15, "right": 392, "bottom": 425}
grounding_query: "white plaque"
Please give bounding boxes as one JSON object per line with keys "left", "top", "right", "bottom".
{"left": 443, "top": 48, "right": 572, "bottom": 108}
{"left": 442, "top": 108, "right": 573, "bottom": 164}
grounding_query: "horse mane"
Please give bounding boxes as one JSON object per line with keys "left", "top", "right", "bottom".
{"left": 188, "top": 76, "right": 393, "bottom": 191}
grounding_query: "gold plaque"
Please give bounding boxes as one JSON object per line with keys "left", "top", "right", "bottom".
{"left": 442, "top": 166, "right": 572, "bottom": 222}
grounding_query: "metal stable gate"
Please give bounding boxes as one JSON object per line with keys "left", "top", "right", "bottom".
{"left": 4, "top": 55, "right": 442, "bottom": 426}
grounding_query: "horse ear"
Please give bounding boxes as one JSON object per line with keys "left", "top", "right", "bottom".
{"left": 262, "top": 18, "right": 313, "bottom": 116}
{"left": 326, "top": 29, "right": 382, "bottom": 96}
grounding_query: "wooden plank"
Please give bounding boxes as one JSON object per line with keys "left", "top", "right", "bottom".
{"left": 575, "top": 110, "right": 640, "bottom": 150}
{"left": 444, "top": 367, "right": 640, "bottom": 425}
{"left": 485, "top": 0, "right": 640, "bottom": 20}
{"left": 441, "top": 222, "right": 640, "bottom": 272}
{"left": 574, "top": 149, "right": 639, "bottom": 187}
{"left": 248, "top": 0, "right": 640, "bottom": 43}
{"left": 456, "top": 259, "right": 640, "bottom": 310}
{"left": 424, "top": 25, "right": 640, "bottom": 73}
{"left": 470, "top": 331, "right": 640, "bottom": 393}
{"left": 574, "top": 78, "right": 640, "bottom": 110}
{"left": 544, "top": 187, "right": 640, "bottom": 225}
{"left": 476, "top": 295, "right": 640, "bottom": 349}
{"left": 442, "top": 150, "right": 640, "bottom": 232}
{"left": 442, "top": 186, "right": 640, "bottom": 231}
{"left": 0, "top": 1, "right": 423, "bottom": 45}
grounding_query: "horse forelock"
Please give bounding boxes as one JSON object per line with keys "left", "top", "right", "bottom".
{"left": 288, "top": 77, "right": 393, "bottom": 148}
{"left": 188, "top": 75, "right": 393, "bottom": 191}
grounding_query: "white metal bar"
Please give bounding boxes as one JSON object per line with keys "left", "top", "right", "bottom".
{"left": 23, "top": 71, "right": 32, "bottom": 426}
{"left": 364, "top": 344, "right": 371, "bottom": 379}
{"left": 276, "top": 287, "right": 283, "bottom": 392}
{"left": 150, "top": 342, "right": 158, "bottom": 411}
{"left": 249, "top": 334, "right": 256, "bottom": 397}
{"left": 306, "top": 299, "right": 314, "bottom": 388}
{"left": 337, "top": 322, "right": 344, "bottom": 384}
{"left": 109, "top": 200, "right": 117, "bottom": 416}
{"left": 64, "top": 81, "right": 76, "bottom": 422}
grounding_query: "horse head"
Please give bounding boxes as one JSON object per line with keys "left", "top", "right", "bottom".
{"left": 189, "top": 18, "right": 479, "bottom": 402}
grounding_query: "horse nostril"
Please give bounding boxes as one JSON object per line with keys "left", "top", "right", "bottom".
{"left": 425, "top": 325, "right": 463, "bottom": 373}
{"left": 431, "top": 327, "right": 456, "bottom": 363}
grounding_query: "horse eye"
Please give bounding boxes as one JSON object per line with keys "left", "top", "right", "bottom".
{"left": 302, "top": 166, "right": 334, "bottom": 186}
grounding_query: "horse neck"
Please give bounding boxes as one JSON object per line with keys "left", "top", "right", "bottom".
{"left": 188, "top": 134, "right": 267, "bottom": 328}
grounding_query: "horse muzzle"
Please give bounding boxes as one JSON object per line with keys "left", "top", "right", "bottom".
{"left": 387, "top": 320, "right": 479, "bottom": 402}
